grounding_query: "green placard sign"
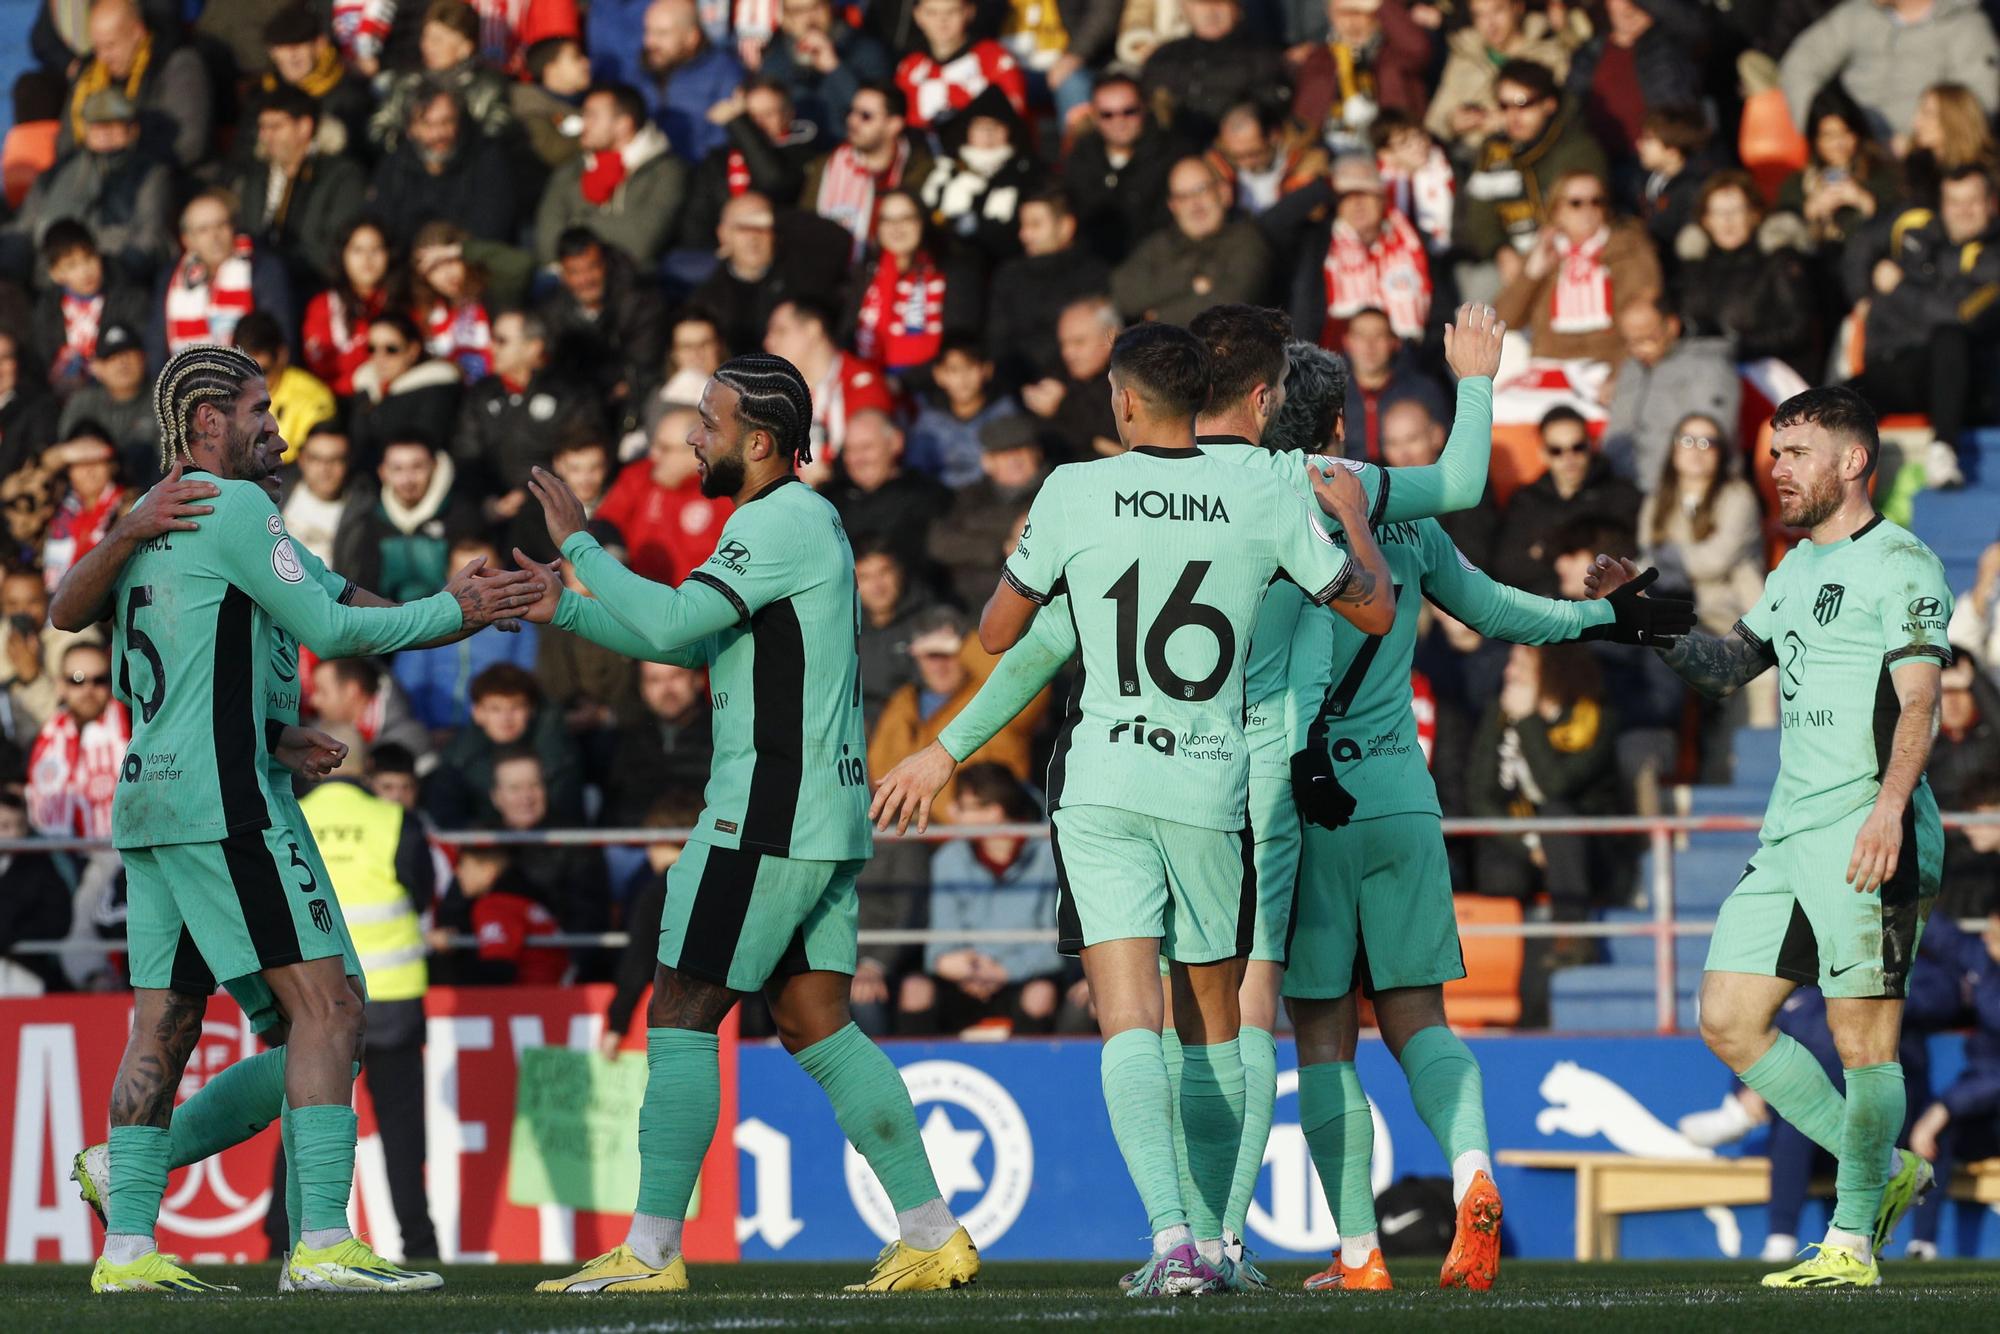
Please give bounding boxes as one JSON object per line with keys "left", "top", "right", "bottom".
{"left": 508, "top": 1046, "right": 691, "bottom": 1214}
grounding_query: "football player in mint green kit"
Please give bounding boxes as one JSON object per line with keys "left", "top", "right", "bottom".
{"left": 81, "top": 345, "right": 537, "bottom": 1295}
{"left": 1587, "top": 386, "right": 1953, "bottom": 1290}
{"left": 520, "top": 354, "right": 975, "bottom": 1297}
{"left": 878, "top": 321, "right": 1398, "bottom": 1295}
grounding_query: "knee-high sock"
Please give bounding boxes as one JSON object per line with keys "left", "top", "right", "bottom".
{"left": 1831, "top": 1062, "right": 1904, "bottom": 1236}
{"left": 1178, "top": 1039, "right": 1245, "bottom": 1242}
{"left": 284, "top": 1103, "right": 357, "bottom": 1235}
{"left": 1159, "top": 1028, "right": 1197, "bottom": 1229}
{"left": 796, "top": 1023, "right": 941, "bottom": 1212}
{"left": 1225, "top": 1026, "right": 1276, "bottom": 1239}
{"left": 1740, "top": 1034, "right": 1846, "bottom": 1155}
{"left": 106, "top": 1124, "right": 170, "bottom": 1243}
{"left": 281, "top": 1096, "right": 302, "bottom": 1252}
{"left": 169, "top": 1047, "right": 287, "bottom": 1169}
{"left": 634, "top": 1028, "right": 719, "bottom": 1222}
{"left": 1398, "top": 1025, "right": 1490, "bottom": 1163}
{"left": 1298, "top": 1061, "right": 1376, "bottom": 1240}
{"left": 1101, "top": 1028, "right": 1185, "bottom": 1234}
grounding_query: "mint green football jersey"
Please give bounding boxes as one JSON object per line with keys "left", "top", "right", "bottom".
{"left": 111, "top": 475, "right": 463, "bottom": 849}
{"left": 260, "top": 539, "right": 358, "bottom": 800}
{"left": 1003, "top": 446, "right": 1353, "bottom": 831}
{"left": 1316, "top": 517, "right": 1614, "bottom": 821}
{"left": 557, "top": 476, "right": 871, "bottom": 860}
{"left": 1734, "top": 517, "right": 1953, "bottom": 842}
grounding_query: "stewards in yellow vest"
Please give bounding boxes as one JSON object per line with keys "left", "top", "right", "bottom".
{"left": 299, "top": 775, "right": 440, "bottom": 1260}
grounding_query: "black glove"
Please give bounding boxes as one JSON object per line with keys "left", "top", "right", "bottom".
{"left": 1578, "top": 566, "right": 1697, "bottom": 648}
{"left": 1291, "top": 747, "right": 1358, "bottom": 830}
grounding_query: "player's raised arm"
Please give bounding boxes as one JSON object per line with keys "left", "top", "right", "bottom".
{"left": 49, "top": 462, "right": 220, "bottom": 630}
{"left": 1302, "top": 465, "right": 1395, "bottom": 634}
{"left": 1360, "top": 303, "right": 1504, "bottom": 524}
{"left": 1585, "top": 554, "right": 1771, "bottom": 696}
{"left": 1420, "top": 524, "right": 1694, "bottom": 647}
{"left": 980, "top": 475, "right": 1065, "bottom": 653}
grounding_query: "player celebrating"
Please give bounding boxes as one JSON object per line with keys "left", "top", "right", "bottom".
{"left": 1587, "top": 386, "right": 1953, "bottom": 1289}
{"left": 887, "top": 321, "right": 1396, "bottom": 1295}
{"left": 520, "top": 353, "right": 978, "bottom": 1296}
{"left": 82, "top": 344, "right": 537, "bottom": 1294}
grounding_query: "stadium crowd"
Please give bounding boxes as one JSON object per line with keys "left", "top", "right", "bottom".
{"left": 0, "top": 0, "right": 1997, "bottom": 1039}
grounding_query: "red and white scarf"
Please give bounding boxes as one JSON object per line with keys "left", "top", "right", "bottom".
{"left": 816, "top": 139, "right": 912, "bottom": 263}
{"left": 165, "top": 235, "right": 257, "bottom": 351}
{"left": 1322, "top": 208, "right": 1431, "bottom": 342}
{"left": 1379, "top": 145, "right": 1455, "bottom": 254}
{"left": 27, "top": 701, "right": 130, "bottom": 839}
{"left": 423, "top": 299, "right": 492, "bottom": 381}
{"left": 60, "top": 290, "right": 104, "bottom": 362}
{"left": 726, "top": 149, "right": 753, "bottom": 197}
{"left": 1550, "top": 227, "right": 1613, "bottom": 334}
{"left": 853, "top": 252, "right": 946, "bottom": 369}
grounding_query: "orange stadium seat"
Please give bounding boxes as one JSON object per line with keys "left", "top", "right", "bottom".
{"left": 2, "top": 120, "right": 58, "bottom": 211}
{"left": 1738, "top": 88, "right": 1808, "bottom": 202}
{"left": 1443, "top": 894, "right": 1523, "bottom": 1027}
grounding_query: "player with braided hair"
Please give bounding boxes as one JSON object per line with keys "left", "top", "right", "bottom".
{"left": 152, "top": 342, "right": 267, "bottom": 475}
{"left": 519, "top": 354, "right": 979, "bottom": 1297}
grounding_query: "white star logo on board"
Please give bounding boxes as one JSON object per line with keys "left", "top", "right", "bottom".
{"left": 919, "top": 1105, "right": 986, "bottom": 1200}
{"left": 844, "top": 1060, "right": 1032, "bottom": 1249}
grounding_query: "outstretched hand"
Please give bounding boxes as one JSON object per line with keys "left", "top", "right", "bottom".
{"left": 510, "top": 548, "right": 566, "bottom": 625}
{"left": 528, "top": 466, "right": 588, "bottom": 549}
{"left": 444, "top": 556, "right": 544, "bottom": 628}
{"left": 1582, "top": 554, "right": 1642, "bottom": 599}
{"left": 870, "top": 742, "right": 959, "bottom": 835}
{"left": 1443, "top": 302, "right": 1506, "bottom": 381}
{"left": 1576, "top": 565, "right": 1699, "bottom": 648}
{"left": 120, "top": 461, "right": 219, "bottom": 542}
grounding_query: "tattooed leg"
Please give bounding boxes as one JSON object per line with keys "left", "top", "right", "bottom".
{"left": 109, "top": 988, "right": 206, "bottom": 1129}
{"left": 647, "top": 964, "right": 741, "bottom": 1033}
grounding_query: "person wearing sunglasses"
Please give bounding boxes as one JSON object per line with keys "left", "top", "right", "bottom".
{"left": 24, "top": 641, "right": 126, "bottom": 840}
{"left": 1489, "top": 405, "right": 1642, "bottom": 594}
{"left": 1494, "top": 166, "right": 1662, "bottom": 366}
{"left": 1061, "top": 72, "right": 1174, "bottom": 266}
{"left": 1461, "top": 58, "right": 1607, "bottom": 280}
{"left": 348, "top": 310, "right": 464, "bottom": 471}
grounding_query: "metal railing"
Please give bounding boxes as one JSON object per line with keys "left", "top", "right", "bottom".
{"left": 8, "top": 813, "right": 1998, "bottom": 1034}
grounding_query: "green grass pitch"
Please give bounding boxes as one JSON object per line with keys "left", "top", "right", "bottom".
{"left": 7, "top": 1259, "right": 1999, "bottom": 1331}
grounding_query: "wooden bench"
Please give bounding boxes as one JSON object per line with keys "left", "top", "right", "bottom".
{"left": 1499, "top": 1151, "right": 2000, "bottom": 1260}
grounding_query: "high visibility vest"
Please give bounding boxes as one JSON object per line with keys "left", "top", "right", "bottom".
{"left": 301, "top": 780, "right": 428, "bottom": 1001}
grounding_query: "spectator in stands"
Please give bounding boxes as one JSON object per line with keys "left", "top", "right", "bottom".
{"left": 538, "top": 229, "right": 668, "bottom": 410}
{"left": 25, "top": 641, "right": 127, "bottom": 839}
{"left": 1779, "top": 0, "right": 1999, "bottom": 143}
{"left": 763, "top": 298, "right": 895, "bottom": 463}
{"left": 1904, "top": 82, "right": 1999, "bottom": 209}
{"left": 803, "top": 81, "right": 935, "bottom": 265}
{"left": 508, "top": 424, "right": 615, "bottom": 562}
{"left": 1293, "top": 153, "right": 1432, "bottom": 346}
{"left": 692, "top": 192, "right": 793, "bottom": 354}
{"left": 395, "top": 530, "right": 542, "bottom": 728}
{"left": 0, "top": 566, "right": 73, "bottom": 742}
{"left": 1848, "top": 164, "right": 2000, "bottom": 489}
{"left": 1952, "top": 540, "right": 2000, "bottom": 671}
{"left": 8, "top": 91, "right": 174, "bottom": 282}
{"left": 1495, "top": 168, "right": 1661, "bottom": 366}
{"left": 1632, "top": 107, "right": 1712, "bottom": 255}
{"left": 675, "top": 78, "right": 812, "bottom": 254}
{"left": 1930, "top": 652, "right": 2000, "bottom": 829}
{"left": 855, "top": 537, "right": 934, "bottom": 729}
{"left": 845, "top": 189, "right": 979, "bottom": 375}
{"left": 1112, "top": 156, "right": 1273, "bottom": 325}
{"left": 303, "top": 215, "right": 395, "bottom": 396}
{"left": 1905, "top": 914, "right": 2000, "bottom": 1252}
{"left": 1775, "top": 89, "right": 1900, "bottom": 254}
{"left": 1568, "top": 0, "right": 1703, "bottom": 167}
{"left": 929, "top": 413, "right": 1045, "bottom": 608}
{"left": 897, "top": 0, "right": 1028, "bottom": 133}
{"left": 1115, "top": 0, "right": 1189, "bottom": 66}
{"left": 1674, "top": 170, "right": 1821, "bottom": 380}
{"left": 909, "top": 335, "right": 1025, "bottom": 486}
{"left": 900, "top": 762, "right": 1064, "bottom": 1035}
{"left": 245, "top": 5, "right": 375, "bottom": 164}
{"left": 536, "top": 81, "right": 686, "bottom": 268}
{"left": 1376, "top": 116, "right": 1462, "bottom": 259}
{"left": 282, "top": 421, "right": 374, "bottom": 572}
{"left": 1292, "top": 0, "right": 1432, "bottom": 152}
{"left": 313, "top": 657, "right": 435, "bottom": 764}
{"left": 40, "top": 429, "right": 129, "bottom": 592}
{"left": 63, "top": 0, "right": 211, "bottom": 169}
{"left": 1382, "top": 397, "right": 1499, "bottom": 569}
{"left": 233, "top": 311, "right": 336, "bottom": 461}
{"left": 1636, "top": 413, "right": 1764, "bottom": 635}
{"left": 997, "top": 0, "right": 1116, "bottom": 120}
{"left": 513, "top": 36, "right": 593, "bottom": 184}
{"left": 371, "top": 0, "right": 516, "bottom": 150}
{"left": 603, "top": 661, "right": 713, "bottom": 827}
{"left": 1209, "top": 100, "right": 1329, "bottom": 218}
{"left": 426, "top": 665, "right": 584, "bottom": 828}
{"left": 1425, "top": 0, "right": 1579, "bottom": 153}
{"left": 1458, "top": 59, "right": 1607, "bottom": 275}
{"left": 0, "top": 789, "right": 74, "bottom": 992}
{"left": 761, "top": 0, "right": 892, "bottom": 134}
{"left": 535, "top": 519, "right": 642, "bottom": 745}
{"left": 597, "top": 404, "right": 732, "bottom": 583}
{"left": 1338, "top": 305, "right": 1446, "bottom": 460}
{"left": 982, "top": 188, "right": 1109, "bottom": 389}
{"left": 920, "top": 86, "right": 1044, "bottom": 268}
{"left": 0, "top": 332, "right": 59, "bottom": 485}
{"left": 1018, "top": 295, "right": 1120, "bottom": 464}
{"left": 56, "top": 323, "right": 154, "bottom": 483}
{"left": 149, "top": 189, "right": 294, "bottom": 363}
{"left": 1468, "top": 640, "right": 1621, "bottom": 934}
{"left": 0, "top": 468, "right": 58, "bottom": 576}
{"left": 232, "top": 84, "right": 368, "bottom": 293}
{"left": 348, "top": 313, "right": 464, "bottom": 466}
{"left": 824, "top": 409, "right": 949, "bottom": 573}
{"left": 1601, "top": 296, "right": 1741, "bottom": 487}
{"left": 1490, "top": 406, "right": 1642, "bottom": 593}
{"left": 454, "top": 309, "right": 584, "bottom": 513}
{"left": 488, "top": 749, "right": 607, "bottom": 939}
{"left": 31, "top": 223, "right": 148, "bottom": 401}
{"left": 869, "top": 609, "right": 1046, "bottom": 805}
{"left": 407, "top": 226, "right": 492, "bottom": 388}
{"left": 430, "top": 842, "right": 570, "bottom": 985}
{"left": 368, "top": 84, "right": 519, "bottom": 246}
{"left": 347, "top": 435, "right": 478, "bottom": 601}
{"left": 633, "top": 0, "right": 745, "bottom": 162}
{"left": 1141, "top": 0, "right": 1291, "bottom": 148}
{"left": 1062, "top": 72, "right": 1174, "bottom": 267}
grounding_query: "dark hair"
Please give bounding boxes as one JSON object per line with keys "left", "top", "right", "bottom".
{"left": 1804, "top": 86, "right": 1886, "bottom": 179}
{"left": 851, "top": 534, "right": 906, "bottom": 564}
{"left": 1188, "top": 303, "right": 1289, "bottom": 413}
{"left": 555, "top": 226, "right": 605, "bottom": 261}
{"left": 586, "top": 81, "right": 647, "bottom": 130}
{"left": 471, "top": 662, "right": 541, "bottom": 705}
{"left": 259, "top": 82, "right": 318, "bottom": 124}
{"left": 523, "top": 35, "right": 577, "bottom": 80}
{"left": 425, "top": 0, "right": 480, "bottom": 44}
{"left": 303, "top": 414, "right": 350, "bottom": 443}
{"left": 367, "top": 742, "right": 417, "bottom": 776}
{"left": 1944, "top": 162, "right": 1998, "bottom": 196}
{"left": 955, "top": 762, "right": 1041, "bottom": 821}
{"left": 1540, "top": 405, "right": 1589, "bottom": 437}
{"left": 714, "top": 352, "right": 815, "bottom": 462}
{"left": 1533, "top": 642, "right": 1605, "bottom": 713}
{"left": 39, "top": 218, "right": 99, "bottom": 266}
{"left": 1264, "top": 339, "right": 1346, "bottom": 456}
{"left": 776, "top": 296, "right": 837, "bottom": 339}
{"left": 1493, "top": 58, "right": 1559, "bottom": 103}
{"left": 1108, "top": 322, "right": 1211, "bottom": 419}
{"left": 743, "top": 73, "right": 793, "bottom": 107}
{"left": 554, "top": 418, "right": 611, "bottom": 457}
{"left": 489, "top": 743, "right": 543, "bottom": 776}
{"left": 1770, "top": 384, "right": 1879, "bottom": 478}
{"left": 382, "top": 433, "right": 437, "bottom": 455}
{"left": 1548, "top": 516, "right": 1635, "bottom": 562}
{"left": 320, "top": 656, "right": 382, "bottom": 695}
{"left": 371, "top": 309, "right": 423, "bottom": 347}
{"left": 852, "top": 78, "right": 905, "bottom": 120}
{"left": 409, "top": 79, "right": 467, "bottom": 127}
{"left": 934, "top": 331, "right": 988, "bottom": 364}
{"left": 332, "top": 213, "right": 394, "bottom": 308}
{"left": 1640, "top": 105, "right": 1709, "bottom": 156}
{"left": 1092, "top": 71, "right": 1141, "bottom": 100}
{"left": 62, "top": 417, "right": 114, "bottom": 446}
{"left": 1020, "top": 184, "right": 1075, "bottom": 222}
{"left": 231, "top": 309, "right": 286, "bottom": 358}
{"left": 1647, "top": 411, "right": 1736, "bottom": 546}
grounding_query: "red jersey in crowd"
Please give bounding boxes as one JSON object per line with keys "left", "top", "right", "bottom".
{"left": 42, "top": 484, "right": 127, "bottom": 593}
{"left": 853, "top": 252, "right": 947, "bottom": 371}
{"left": 473, "top": 889, "right": 569, "bottom": 985}
{"left": 807, "top": 351, "right": 896, "bottom": 460}
{"left": 595, "top": 463, "right": 733, "bottom": 585}
{"left": 302, "top": 288, "right": 387, "bottom": 396}
{"left": 27, "top": 700, "right": 130, "bottom": 838}
{"left": 895, "top": 40, "right": 1026, "bottom": 131}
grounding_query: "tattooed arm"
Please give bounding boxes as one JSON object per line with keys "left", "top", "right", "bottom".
{"left": 1658, "top": 627, "right": 1775, "bottom": 700}
{"left": 1305, "top": 464, "right": 1396, "bottom": 634}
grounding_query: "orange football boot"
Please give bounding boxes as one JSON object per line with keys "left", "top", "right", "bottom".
{"left": 1439, "top": 1170, "right": 1503, "bottom": 1290}
{"left": 1303, "top": 1249, "right": 1393, "bottom": 1291}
